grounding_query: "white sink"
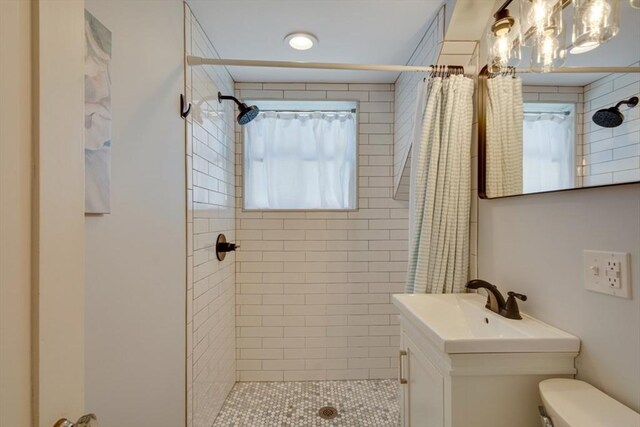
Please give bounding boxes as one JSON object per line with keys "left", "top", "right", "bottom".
{"left": 392, "top": 293, "right": 580, "bottom": 354}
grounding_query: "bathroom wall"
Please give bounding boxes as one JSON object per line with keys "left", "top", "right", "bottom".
{"left": 185, "top": 6, "right": 237, "bottom": 427}
{"left": 393, "top": 6, "right": 445, "bottom": 200}
{"left": 477, "top": 3, "right": 640, "bottom": 411}
{"left": 0, "top": 1, "right": 32, "bottom": 424}
{"left": 234, "top": 82, "right": 408, "bottom": 382}
{"left": 84, "top": 1, "right": 186, "bottom": 426}
{"left": 582, "top": 69, "right": 640, "bottom": 186}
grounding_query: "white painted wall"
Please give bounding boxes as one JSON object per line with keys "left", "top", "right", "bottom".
{"left": 32, "top": 1, "right": 86, "bottom": 425}
{"left": 83, "top": 1, "right": 186, "bottom": 426}
{"left": 185, "top": 6, "right": 237, "bottom": 427}
{"left": 0, "top": 1, "right": 32, "bottom": 425}
{"left": 234, "top": 82, "right": 408, "bottom": 382}
{"left": 478, "top": 185, "right": 640, "bottom": 411}
{"left": 477, "top": 1, "right": 640, "bottom": 411}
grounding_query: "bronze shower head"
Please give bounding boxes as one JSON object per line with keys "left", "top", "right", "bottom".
{"left": 218, "top": 92, "right": 260, "bottom": 125}
{"left": 592, "top": 96, "right": 638, "bottom": 128}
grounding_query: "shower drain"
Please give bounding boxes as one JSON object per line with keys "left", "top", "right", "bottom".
{"left": 318, "top": 406, "right": 338, "bottom": 420}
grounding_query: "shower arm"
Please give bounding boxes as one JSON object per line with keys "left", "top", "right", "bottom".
{"left": 614, "top": 97, "right": 639, "bottom": 109}
{"left": 218, "top": 92, "right": 244, "bottom": 107}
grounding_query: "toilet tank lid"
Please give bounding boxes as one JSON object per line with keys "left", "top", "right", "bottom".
{"left": 539, "top": 379, "right": 640, "bottom": 427}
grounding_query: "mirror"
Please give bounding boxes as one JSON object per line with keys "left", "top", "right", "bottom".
{"left": 479, "top": 1, "right": 640, "bottom": 199}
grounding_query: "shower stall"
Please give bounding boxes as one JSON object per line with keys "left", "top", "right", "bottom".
{"left": 183, "top": 2, "right": 450, "bottom": 426}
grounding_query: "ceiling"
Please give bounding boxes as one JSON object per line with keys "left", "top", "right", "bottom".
{"left": 187, "top": 0, "right": 444, "bottom": 83}
{"left": 521, "top": 1, "right": 640, "bottom": 86}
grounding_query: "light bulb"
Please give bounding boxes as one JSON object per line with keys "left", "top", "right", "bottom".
{"left": 531, "top": 0, "right": 550, "bottom": 36}
{"left": 496, "top": 35, "right": 511, "bottom": 64}
{"left": 521, "top": 0, "right": 563, "bottom": 45}
{"left": 531, "top": 34, "right": 566, "bottom": 72}
{"left": 542, "top": 36, "right": 556, "bottom": 63}
{"left": 586, "top": 0, "right": 610, "bottom": 38}
{"left": 487, "top": 9, "right": 521, "bottom": 73}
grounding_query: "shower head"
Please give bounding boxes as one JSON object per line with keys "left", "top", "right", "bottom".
{"left": 218, "top": 92, "right": 260, "bottom": 125}
{"left": 592, "top": 96, "right": 638, "bottom": 128}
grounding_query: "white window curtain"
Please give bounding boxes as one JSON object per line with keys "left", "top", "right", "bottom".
{"left": 406, "top": 74, "right": 475, "bottom": 294}
{"left": 523, "top": 113, "right": 575, "bottom": 193}
{"left": 244, "top": 111, "right": 356, "bottom": 209}
{"left": 485, "top": 76, "right": 524, "bottom": 197}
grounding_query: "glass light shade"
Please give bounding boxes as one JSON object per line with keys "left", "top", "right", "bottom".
{"left": 572, "top": 0, "right": 620, "bottom": 51}
{"left": 531, "top": 31, "right": 567, "bottom": 72}
{"left": 520, "top": 0, "right": 564, "bottom": 45}
{"left": 631, "top": 0, "right": 640, "bottom": 9}
{"left": 487, "top": 16, "right": 522, "bottom": 73}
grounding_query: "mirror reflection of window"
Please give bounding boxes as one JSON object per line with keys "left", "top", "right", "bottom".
{"left": 522, "top": 103, "right": 576, "bottom": 193}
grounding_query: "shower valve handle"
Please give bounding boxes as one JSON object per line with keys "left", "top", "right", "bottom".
{"left": 218, "top": 241, "right": 239, "bottom": 253}
{"left": 216, "top": 233, "right": 238, "bottom": 261}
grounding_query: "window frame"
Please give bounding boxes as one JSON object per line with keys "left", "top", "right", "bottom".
{"left": 241, "top": 98, "right": 360, "bottom": 212}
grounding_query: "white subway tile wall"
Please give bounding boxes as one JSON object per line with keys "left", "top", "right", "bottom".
{"left": 582, "top": 68, "right": 640, "bottom": 186}
{"left": 186, "top": 7, "right": 236, "bottom": 427}
{"left": 234, "top": 82, "right": 408, "bottom": 382}
{"left": 393, "top": 7, "right": 445, "bottom": 200}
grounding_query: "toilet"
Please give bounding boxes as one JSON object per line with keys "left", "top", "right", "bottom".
{"left": 539, "top": 379, "right": 640, "bottom": 427}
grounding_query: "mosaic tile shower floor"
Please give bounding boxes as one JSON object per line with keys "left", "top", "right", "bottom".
{"left": 211, "top": 379, "right": 400, "bottom": 426}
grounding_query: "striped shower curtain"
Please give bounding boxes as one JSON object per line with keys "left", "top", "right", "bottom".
{"left": 485, "top": 75, "right": 524, "bottom": 197}
{"left": 405, "top": 74, "right": 474, "bottom": 294}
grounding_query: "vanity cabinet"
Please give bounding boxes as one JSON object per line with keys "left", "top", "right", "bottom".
{"left": 400, "top": 332, "right": 444, "bottom": 427}
{"left": 394, "top": 294, "right": 580, "bottom": 427}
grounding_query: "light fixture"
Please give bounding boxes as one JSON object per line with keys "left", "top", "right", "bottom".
{"left": 571, "top": 0, "right": 620, "bottom": 53}
{"left": 487, "top": 8, "right": 522, "bottom": 72}
{"left": 631, "top": 0, "right": 640, "bottom": 9}
{"left": 284, "top": 32, "right": 318, "bottom": 51}
{"left": 520, "top": 0, "right": 563, "bottom": 44}
{"left": 487, "top": 0, "right": 621, "bottom": 73}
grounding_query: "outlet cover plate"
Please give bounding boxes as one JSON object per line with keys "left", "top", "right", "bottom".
{"left": 583, "top": 250, "right": 631, "bottom": 299}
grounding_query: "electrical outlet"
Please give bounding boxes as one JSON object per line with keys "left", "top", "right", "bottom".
{"left": 584, "top": 251, "right": 631, "bottom": 299}
{"left": 605, "top": 260, "right": 621, "bottom": 288}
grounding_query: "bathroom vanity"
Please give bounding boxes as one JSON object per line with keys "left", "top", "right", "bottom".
{"left": 393, "top": 294, "right": 580, "bottom": 427}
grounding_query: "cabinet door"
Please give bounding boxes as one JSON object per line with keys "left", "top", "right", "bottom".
{"left": 402, "top": 333, "right": 445, "bottom": 427}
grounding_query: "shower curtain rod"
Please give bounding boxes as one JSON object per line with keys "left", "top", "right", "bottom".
{"left": 186, "top": 56, "right": 474, "bottom": 73}
{"left": 514, "top": 67, "right": 640, "bottom": 73}
{"left": 187, "top": 56, "right": 640, "bottom": 75}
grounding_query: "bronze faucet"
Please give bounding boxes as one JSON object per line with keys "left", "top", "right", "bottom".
{"left": 466, "top": 279, "right": 527, "bottom": 320}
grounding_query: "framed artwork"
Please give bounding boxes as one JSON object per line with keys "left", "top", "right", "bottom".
{"left": 84, "top": 10, "right": 112, "bottom": 214}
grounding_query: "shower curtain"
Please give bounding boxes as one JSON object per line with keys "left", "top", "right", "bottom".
{"left": 244, "top": 111, "right": 356, "bottom": 209}
{"left": 523, "top": 113, "right": 575, "bottom": 193}
{"left": 406, "top": 74, "right": 474, "bottom": 294}
{"left": 485, "top": 75, "right": 524, "bottom": 197}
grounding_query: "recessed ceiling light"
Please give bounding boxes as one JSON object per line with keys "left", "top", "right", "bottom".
{"left": 284, "top": 32, "right": 318, "bottom": 51}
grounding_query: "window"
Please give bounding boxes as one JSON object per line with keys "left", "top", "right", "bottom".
{"left": 522, "top": 102, "right": 576, "bottom": 193}
{"left": 243, "top": 100, "right": 357, "bottom": 210}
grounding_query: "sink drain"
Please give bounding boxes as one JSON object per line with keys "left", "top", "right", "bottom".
{"left": 318, "top": 406, "right": 338, "bottom": 420}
